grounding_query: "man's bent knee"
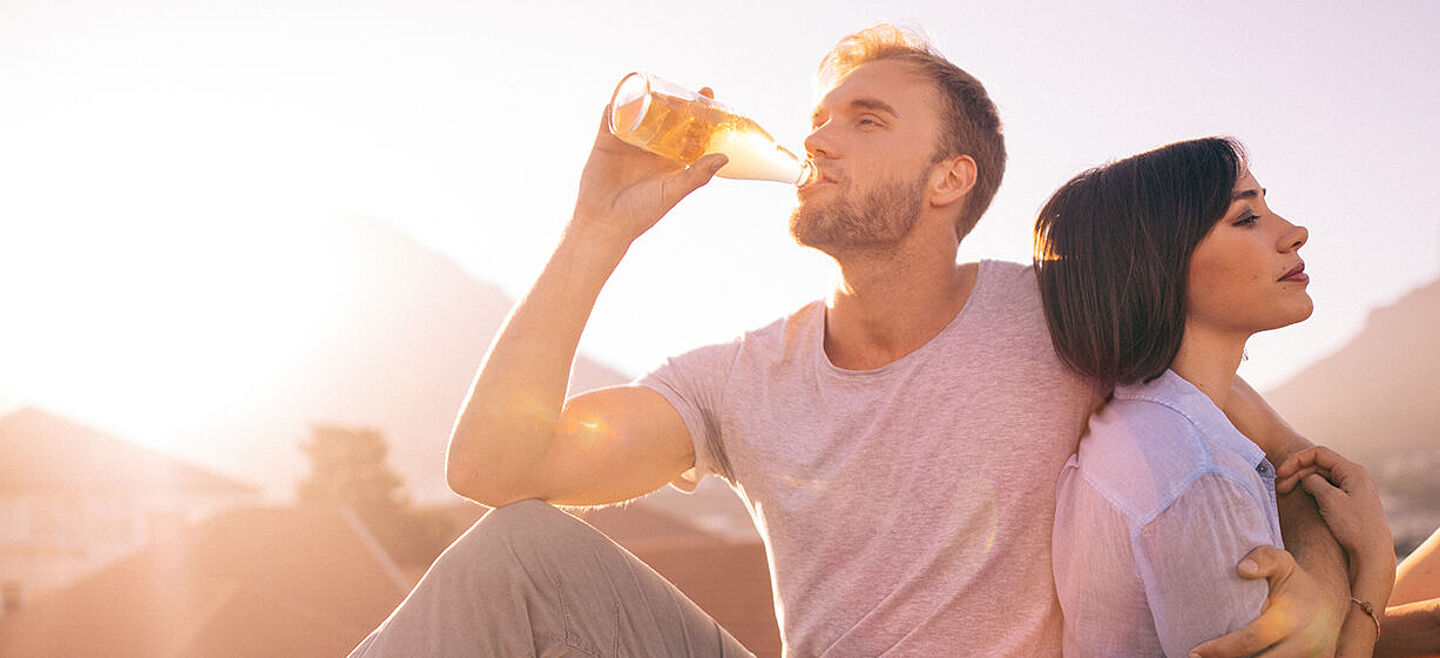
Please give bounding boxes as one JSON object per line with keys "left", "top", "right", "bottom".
{"left": 356, "top": 499, "right": 751, "bottom": 658}
{"left": 430, "top": 499, "right": 620, "bottom": 577}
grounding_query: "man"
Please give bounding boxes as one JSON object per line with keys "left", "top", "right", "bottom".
{"left": 352, "top": 25, "right": 1351, "bottom": 656}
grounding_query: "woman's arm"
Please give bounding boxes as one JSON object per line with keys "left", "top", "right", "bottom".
{"left": 1393, "top": 526, "right": 1440, "bottom": 606}
{"left": 1134, "top": 473, "right": 1282, "bottom": 657}
{"left": 1373, "top": 598, "right": 1440, "bottom": 657}
{"left": 1190, "top": 378, "right": 1353, "bottom": 656}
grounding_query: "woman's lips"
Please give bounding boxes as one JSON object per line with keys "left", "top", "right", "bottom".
{"left": 1280, "top": 261, "right": 1309, "bottom": 283}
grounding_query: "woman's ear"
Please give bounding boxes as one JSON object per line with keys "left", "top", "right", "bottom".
{"left": 931, "top": 155, "right": 978, "bottom": 207}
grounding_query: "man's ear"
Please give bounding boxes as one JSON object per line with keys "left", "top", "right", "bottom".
{"left": 930, "top": 155, "right": 978, "bottom": 207}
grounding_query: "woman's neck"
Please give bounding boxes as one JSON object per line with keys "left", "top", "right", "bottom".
{"left": 1169, "top": 325, "right": 1250, "bottom": 409}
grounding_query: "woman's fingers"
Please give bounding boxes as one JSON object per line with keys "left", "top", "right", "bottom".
{"left": 1299, "top": 473, "right": 1346, "bottom": 509}
{"left": 1275, "top": 464, "right": 1322, "bottom": 494}
{"left": 1276, "top": 445, "right": 1344, "bottom": 479}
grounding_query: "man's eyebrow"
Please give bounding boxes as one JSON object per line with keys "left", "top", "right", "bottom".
{"left": 849, "top": 97, "right": 899, "bottom": 116}
{"left": 1232, "top": 187, "right": 1267, "bottom": 201}
{"left": 811, "top": 97, "right": 900, "bottom": 124}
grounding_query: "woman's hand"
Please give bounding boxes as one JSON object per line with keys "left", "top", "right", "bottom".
{"left": 1276, "top": 446, "right": 1396, "bottom": 603}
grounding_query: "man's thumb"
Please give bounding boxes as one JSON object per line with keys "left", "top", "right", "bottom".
{"left": 660, "top": 154, "right": 728, "bottom": 211}
{"left": 1236, "top": 545, "right": 1295, "bottom": 581}
{"left": 684, "top": 153, "right": 728, "bottom": 187}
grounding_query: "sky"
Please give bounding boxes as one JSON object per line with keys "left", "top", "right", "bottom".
{"left": 2, "top": 0, "right": 1438, "bottom": 457}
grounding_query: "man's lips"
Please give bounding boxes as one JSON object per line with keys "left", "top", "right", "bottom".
{"left": 1280, "top": 261, "right": 1308, "bottom": 283}
{"left": 798, "top": 173, "right": 836, "bottom": 194}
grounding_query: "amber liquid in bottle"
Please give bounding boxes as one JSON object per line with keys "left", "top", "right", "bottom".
{"left": 609, "top": 73, "right": 813, "bottom": 185}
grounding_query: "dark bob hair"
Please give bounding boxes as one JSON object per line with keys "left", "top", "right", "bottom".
{"left": 1033, "top": 137, "right": 1247, "bottom": 390}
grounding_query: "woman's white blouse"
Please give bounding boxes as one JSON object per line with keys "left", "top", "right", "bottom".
{"left": 1052, "top": 369, "right": 1284, "bottom": 657}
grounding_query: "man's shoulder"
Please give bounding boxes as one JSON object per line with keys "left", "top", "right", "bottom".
{"left": 969, "top": 259, "right": 1042, "bottom": 312}
{"left": 731, "top": 299, "right": 825, "bottom": 352}
{"left": 975, "top": 259, "right": 1037, "bottom": 287}
{"left": 654, "top": 299, "right": 823, "bottom": 373}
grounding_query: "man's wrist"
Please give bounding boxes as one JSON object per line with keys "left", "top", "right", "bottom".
{"left": 558, "top": 219, "right": 636, "bottom": 267}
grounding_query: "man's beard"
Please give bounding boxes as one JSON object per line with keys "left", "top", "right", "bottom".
{"left": 789, "top": 172, "right": 928, "bottom": 251}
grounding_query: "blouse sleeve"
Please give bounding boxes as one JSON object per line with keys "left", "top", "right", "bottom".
{"left": 1132, "top": 472, "right": 1276, "bottom": 657}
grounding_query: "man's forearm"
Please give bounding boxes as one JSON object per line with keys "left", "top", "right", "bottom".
{"left": 1229, "top": 378, "right": 1353, "bottom": 633}
{"left": 1225, "top": 377, "right": 1310, "bottom": 461}
{"left": 1276, "top": 484, "right": 1351, "bottom": 601}
{"left": 446, "top": 224, "right": 631, "bottom": 503}
{"left": 1226, "top": 380, "right": 1341, "bottom": 575}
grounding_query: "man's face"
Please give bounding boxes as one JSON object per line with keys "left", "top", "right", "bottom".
{"left": 790, "top": 59, "right": 947, "bottom": 252}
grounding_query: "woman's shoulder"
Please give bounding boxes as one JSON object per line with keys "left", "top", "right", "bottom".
{"left": 1084, "top": 390, "right": 1211, "bottom": 461}
{"left": 1074, "top": 389, "right": 1224, "bottom": 520}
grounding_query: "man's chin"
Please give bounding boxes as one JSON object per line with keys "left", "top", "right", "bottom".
{"left": 787, "top": 208, "right": 811, "bottom": 245}
{"left": 788, "top": 210, "right": 826, "bottom": 249}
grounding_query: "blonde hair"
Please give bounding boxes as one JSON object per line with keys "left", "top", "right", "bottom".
{"left": 818, "top": 24, "right": 1007, "bottom": 239}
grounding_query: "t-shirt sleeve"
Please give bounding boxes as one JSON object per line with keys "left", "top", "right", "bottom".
{"left": 1133, "top": 473, "right": 1275, "bottom": 657}
{"left": 635, "top": 340, "right": 742, "bottom": 490}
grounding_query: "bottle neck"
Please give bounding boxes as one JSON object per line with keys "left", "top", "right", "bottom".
{"left": 793, "top": 160, "right": 817, "bottom": 187}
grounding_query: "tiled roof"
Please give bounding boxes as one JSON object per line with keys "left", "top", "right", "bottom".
{"left": 627, "top": 538, "right": 781, "bottom": 658}
{"left": 0, "top": 407, "right": 257, "bottom": 494}
{"left": 0, "top": 505, "right": 410, "bottom": 657}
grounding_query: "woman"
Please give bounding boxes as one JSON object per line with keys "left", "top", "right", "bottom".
{"left": 1035, "top": 137, "right": 1394, "bottom": 656}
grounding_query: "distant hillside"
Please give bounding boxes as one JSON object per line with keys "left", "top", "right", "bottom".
{"left": 1264, "top": 277, "right": 1440, "bottom": 552}
{"left": 0, "top": 407, "right": 257, "bottom": 496}
{"left": 182, "top": 216, "right": 631, "bottom": 502}
{"left": 1265, "top": 278, "right": 1440, "bottom": 461}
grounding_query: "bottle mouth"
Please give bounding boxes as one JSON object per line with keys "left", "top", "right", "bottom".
{"left": 794, "top": 160, "right": 818, "bottom": 186}
{"left": 608, "top": 72, "right": 651, "bottom": 138}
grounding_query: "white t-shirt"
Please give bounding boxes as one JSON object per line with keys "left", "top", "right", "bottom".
{"left": 640, "top": 260, "right": 1097, "bottom": 656}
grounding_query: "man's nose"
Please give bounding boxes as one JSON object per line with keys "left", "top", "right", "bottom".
{"left": 804, "top": 122, "right": 834, "bottom": 159}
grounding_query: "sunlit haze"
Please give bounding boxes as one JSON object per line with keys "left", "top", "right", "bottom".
{"left": 3, "top": 0, "right": 1438, "bottom": 482}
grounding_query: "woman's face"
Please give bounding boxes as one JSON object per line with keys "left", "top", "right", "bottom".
{"left": 1186, "top": 170, "right": 1313, "bottom": 338}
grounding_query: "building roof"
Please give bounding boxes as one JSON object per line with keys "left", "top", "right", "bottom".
{"left": 627, "top": 537, "right": 781, "bottom": 657}
{"left": 0, "top": 504, "right": 410, "bottom": 657}
{"left": 0, "top": 407, "right": 257, "bottom": 494}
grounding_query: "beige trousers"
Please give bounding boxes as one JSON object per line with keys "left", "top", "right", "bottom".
{"left": 348, "top": 499, "right": 755, "bottom": 657}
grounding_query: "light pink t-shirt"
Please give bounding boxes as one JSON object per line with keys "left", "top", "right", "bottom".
{"left": 640, "top": 260, "right": 1097, "bottom": 656}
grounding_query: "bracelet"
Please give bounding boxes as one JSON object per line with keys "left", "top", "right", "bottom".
{"left": 1350, "top": 597, "right": 1382, "bottom": 638}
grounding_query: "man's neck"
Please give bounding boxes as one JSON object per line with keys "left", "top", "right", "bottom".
{"left": 822, "top": 240, "right": 977, "bottom": 371}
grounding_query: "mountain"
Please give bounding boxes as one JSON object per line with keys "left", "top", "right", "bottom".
{"left": 1264, "top": 278, "right": 1440, "bottom": 461}
{"left": 1264, "top": 277, "right": 1440, "bottom": 552}
{"left": 0, "top": 407, "right": 257, "bottom": 497}
{"left": 184, "top": 216, "right": 631, "bottom": 502}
